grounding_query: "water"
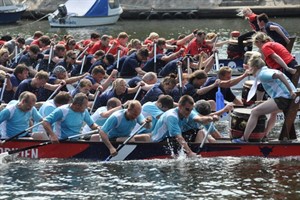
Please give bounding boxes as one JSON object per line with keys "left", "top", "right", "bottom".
{"left": 1, "top": 17, "right": 300, "bottom": 57}
{"left": 1, "top": 18, "right": 300, "bottom": 199}
{"left": 0, "top": 157, "right": 299, "bottom": 199}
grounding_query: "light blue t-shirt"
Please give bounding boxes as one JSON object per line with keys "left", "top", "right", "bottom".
{"left": 0, "top": 102, "right": 43, "bottom": 138}
{"left": 152, "top": 107, "right": 197, "bottom": 142}
{"left": 44, "top": 104, "right": 94, "bottom": 139}
{"left": 101, "top": 109, "right": 145, "bottom": 139}
{"left": 82, "top": 106, "right": 108, "bottom": 133}
{"left": 140, "top": 101, "right": 163, "bottom": 133}
{"left": 34, "top": 100, "right": 56, "bottom": 132}
{"left": 258, "top": 66, "right": 296, "bottom": 99}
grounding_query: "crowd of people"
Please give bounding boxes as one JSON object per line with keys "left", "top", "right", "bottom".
{"left": 0, "top": 8, "right": 298, "bottom": 157}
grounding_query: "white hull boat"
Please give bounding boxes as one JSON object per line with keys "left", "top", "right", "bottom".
{"left": 48, "top": 0, "right": 123, "bottom": 27}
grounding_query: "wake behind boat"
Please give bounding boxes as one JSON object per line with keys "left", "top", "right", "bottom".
{"left": 48, "top": 0, "right": 123, "bottom": 27}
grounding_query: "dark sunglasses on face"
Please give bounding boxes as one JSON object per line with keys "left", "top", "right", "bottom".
{"left": 184, "top": 107, "right": 192, "bottom": 112}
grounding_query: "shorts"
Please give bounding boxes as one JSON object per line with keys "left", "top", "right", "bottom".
{"left": 274, "top": 97, "right": 292, "bottom": 112}
{"left": 182, "top": 129, "right": 199, "bottom": 142}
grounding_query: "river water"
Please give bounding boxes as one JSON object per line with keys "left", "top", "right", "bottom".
{"left": 0, "top": 18, "right": 300, "bottom": 199}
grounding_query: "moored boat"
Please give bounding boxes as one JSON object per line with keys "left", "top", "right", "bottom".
{"left": 0, "top": 139, "right": 300, "bottom": 161}
{"left": 0, "top": 0, "right": 26, "bottom": 24}
{"left": 48, "top": 0, "right": 123, "bottom": 27}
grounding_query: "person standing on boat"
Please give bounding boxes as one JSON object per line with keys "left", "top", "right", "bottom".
{"left": 98, "top": 100, "right": 152, "bottom": 143}
{"left": 42, "top": 93, "right": 109, "bottom": 144}
{"left": 151, "top": 95, "right": 214, "bottom": 157}
{"left": 0, "top": 91, "right": 48, "bottom": 140}
{"left": 256, "top": 13, "right": 290, "bottom": 47}
{"left": 236, "top": 7, "right": 260, "bottom": 52}
{"left": 232, "top": 52, "right": 297, "bottom": 143}
{"left": 252, "top": 32, "right": 297, "bottom": 82}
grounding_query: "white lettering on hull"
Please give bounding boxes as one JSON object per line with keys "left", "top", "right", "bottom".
{"left": 0, "top": 148, "right": 39, "bottom": 158}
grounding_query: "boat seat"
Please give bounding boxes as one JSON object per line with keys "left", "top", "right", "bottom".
{"left": 279, "top": 65, "right": 300, "bottom": 140}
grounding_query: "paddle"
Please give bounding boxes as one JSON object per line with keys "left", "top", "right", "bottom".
{"left": 116, "top": 49, "right": 121, "bottom": 77}
{"left": 48, "top": 45, "right": 54, "bottom": 66}
{"left": 105, "top": 121, "right": 147, "bottom": 161}
{"left": 198, "top": 122, "right": 214, "bottom": 153}
{"left": 177, "top": 61, "right": 183, "bottom": 97}
{"left": 77, "top": 45, "right": 89, "bottom": 60}
{"left": 0, "top": 77, "right": 7, "bottom": 103}
{"left": 79, "top": 54, "right": 87, "bottom": 75}
{"left": 90, "top": 87, "right": 101, "bottom": 114}
{"left": 46, "top": 82, "right": 64, "bottom": 101}
{"left": 0, "top": 121, "right": 44, "bottom": 145}
{"left": 133, "top": 86, "right": 142, "bottom": 100}
{"left": 214, "top": 51, "right": 225, "bottom": 115}
{"left": 0, "top": 129, "right": 99, "bottom": 162}
{"left": 153, "top": 42, "right": 157, "bottom": 73}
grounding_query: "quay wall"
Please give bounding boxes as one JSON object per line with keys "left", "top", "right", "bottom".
{"left": 17, "top": 0, "right": 300, "bottom": 19}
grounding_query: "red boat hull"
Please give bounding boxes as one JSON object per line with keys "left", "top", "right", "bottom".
{"left": 0, "top": 140, "right": 299, "bottom": 161}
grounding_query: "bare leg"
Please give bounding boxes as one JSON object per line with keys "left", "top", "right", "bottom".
{"left": 263, "top": 112, "right": 279, "bottom": 138}
{"left": 243, "top": 99, "right": 279, "bottom": 141}
{"left": 133, "top": 134, "right": 151, "bottom": 142}
{"left": 31, "top": 132, "right": 50, "bottom": 140}
{"left": 208, "top": 100, "right": 216, "bottom": 112}
{"left": 90, "top": 134, "right": 101, "bottom": 141}
{"left": 194, "top": 129, "right": 216, "bottom": 143}
{"left": 256, "top": 91, "right": 265, "bottom": 101}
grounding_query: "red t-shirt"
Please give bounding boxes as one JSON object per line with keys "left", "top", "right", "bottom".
{"left": 88, "top": 41, "right": 109, "bottom": 54}
{"left": 185, "top": 38, "right": 212, "bottom": 56}
{"left": 109, "top": 39, "right": 128, "bottom": 57}
{"left": 262, "top": 42, "right": 294, "bottom": 70}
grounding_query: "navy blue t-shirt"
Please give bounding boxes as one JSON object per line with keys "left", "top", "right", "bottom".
{"left": 158, "top": 58, "right": 181, "bottom": 77}
{"left": 120, "top": 53, "right": 141, "bottom": 77}
{"left": 199, "top": 77, "right": 235, "bottom": 102}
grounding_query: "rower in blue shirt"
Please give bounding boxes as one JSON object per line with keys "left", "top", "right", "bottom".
{"left": 151, "top": 95, "right": 213, "bottom": 158}
{"left": 43, "top": 93, "right": 97, "bottom": 141}
{"left": 0, "top": 91, "right": 46, "bottom": 140}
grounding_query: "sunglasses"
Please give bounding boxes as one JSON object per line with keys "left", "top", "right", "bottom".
{"left": 69, "top": 57, "right": 76, "bottom": 60}
{"left": 184, "top": 107, "right": 192, "bottom": 112}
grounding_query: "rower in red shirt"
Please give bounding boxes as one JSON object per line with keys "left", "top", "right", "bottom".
{"left": 185, "top": 31, "right": 213, "bottom": 56}
{"left": 107, "top": 32, "right": 129, "bottom": 58}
